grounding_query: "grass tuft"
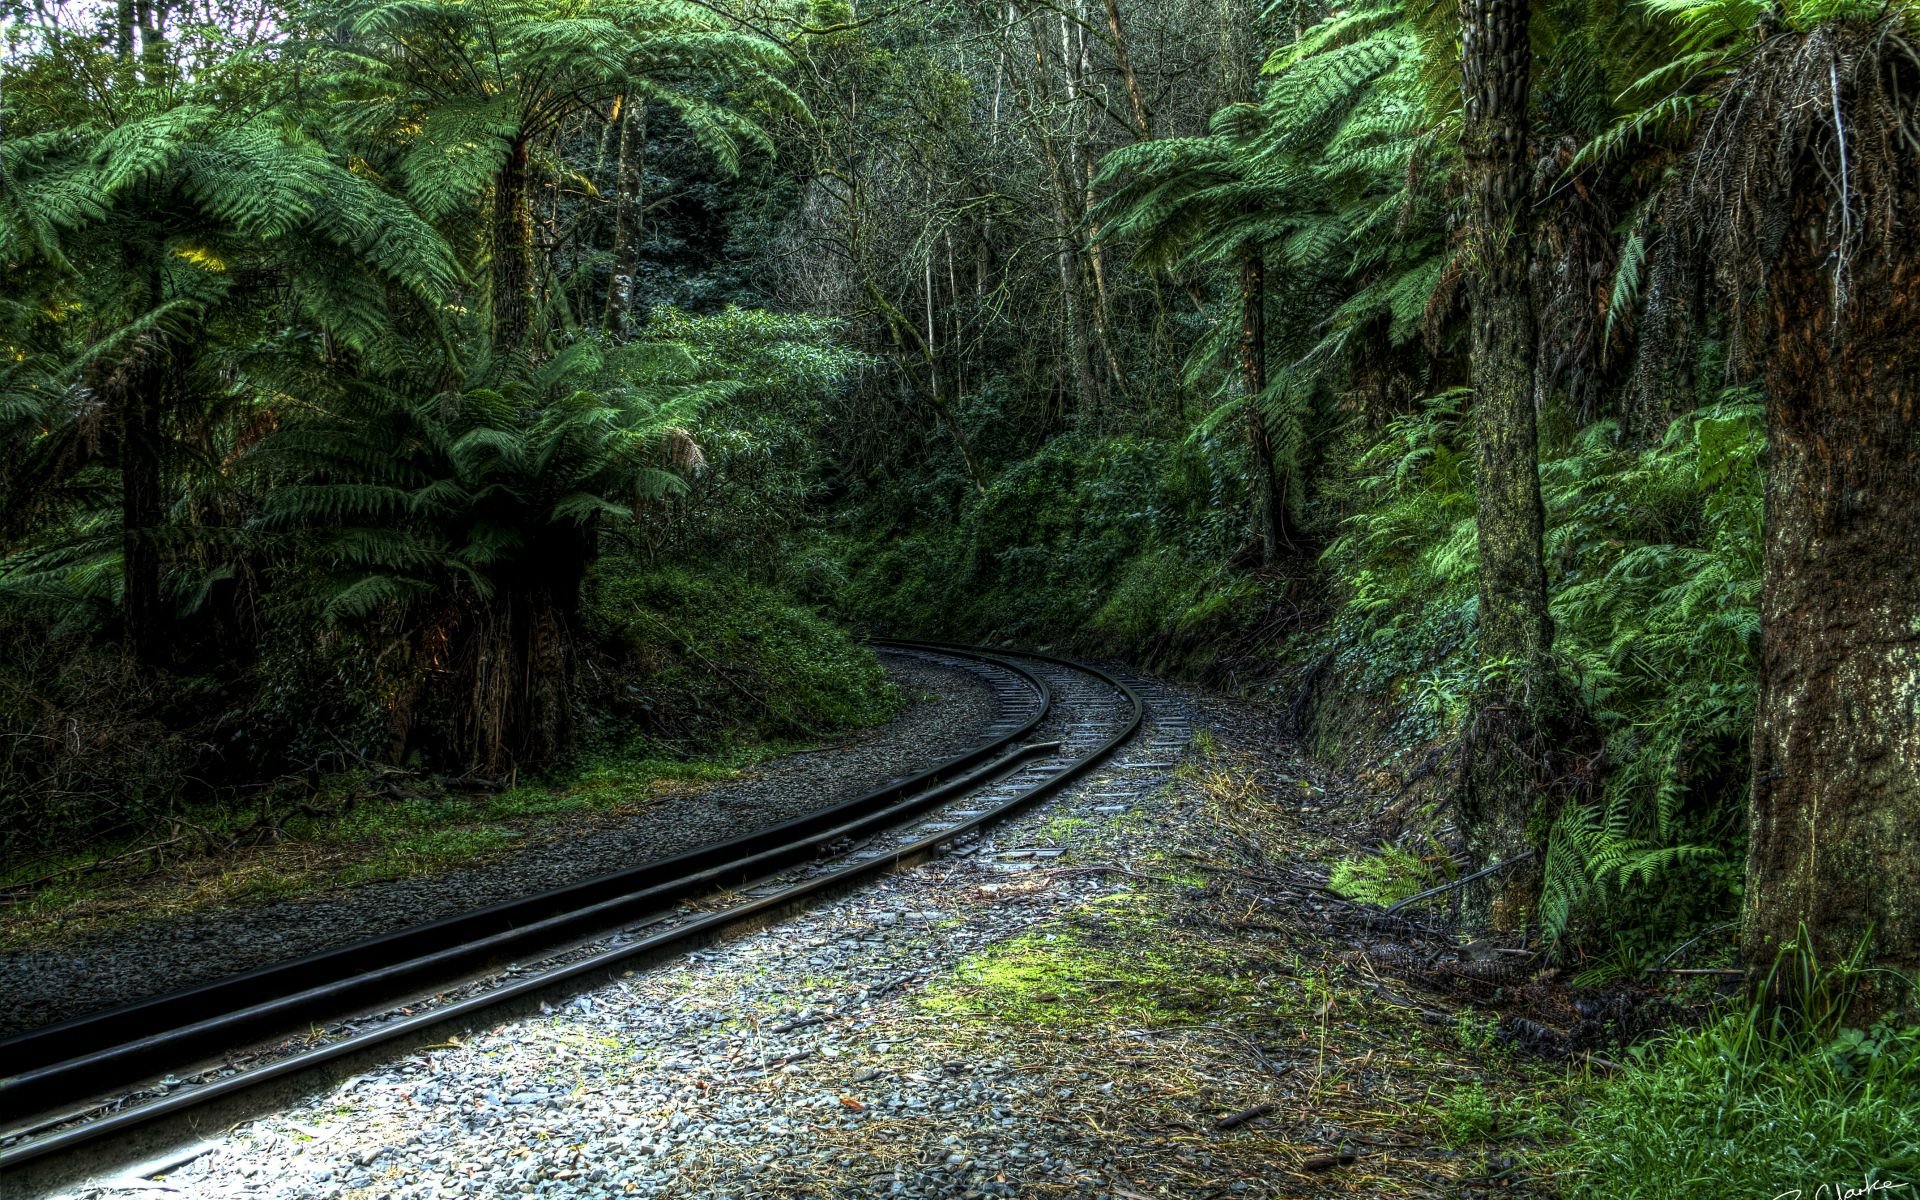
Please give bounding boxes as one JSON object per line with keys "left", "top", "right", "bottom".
{"left": 1554, "top": 1014, "right": 1920, "bottom": 1198}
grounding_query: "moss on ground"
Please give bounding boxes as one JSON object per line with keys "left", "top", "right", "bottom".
{"left": 924, "top": 901, "right": 1247, "bottom": 1031}
{"left": 906, "top": 729, "right": 1577, "bottom": 1196}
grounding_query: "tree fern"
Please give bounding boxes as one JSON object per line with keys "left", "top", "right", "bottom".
{"left": 310, "top": 0, "right": 798, "bottom": 344}
{"left": 246, "top": 326, "right": 757, "bottom": 766}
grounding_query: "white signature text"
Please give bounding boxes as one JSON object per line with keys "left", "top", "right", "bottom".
{"left": 1775, "top": 1181, "right": 1908, "bottom": 1200}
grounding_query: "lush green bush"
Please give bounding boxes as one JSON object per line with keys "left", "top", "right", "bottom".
{"left": 1309, "top": 393, "right": 1764, "bottom": 960}
{"left": 583, "top": 558, "right": 900, "bottom": 750}
{"left": 825, "top": 430, "right": 1262, "bottom": 659}
{"left": 641, "top": 306, "right": 872, "bottom": 576}
{"left": 1557, "top": 1015, "right": 1920, "bottom": 1198}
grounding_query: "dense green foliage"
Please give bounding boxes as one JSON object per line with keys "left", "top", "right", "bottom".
{"left": 6, "top": 0, "right": 1899, "bottom": 960}
{"left": 583, "top": 559, "right": 900, "bottom": 746}
{"left": 827, "top": 432, "right": 1252, "bottom": 653}
{"left": 1315, "top": 394, "right": 1763, "bottom": 958}
{"left": 0, "top": 1, "right": 882, "bottom": 859}
{"left": 7, "top": 0, "right": 1920, "bottom": 1186}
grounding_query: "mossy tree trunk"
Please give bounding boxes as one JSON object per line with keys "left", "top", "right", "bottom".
{"left": 492, "top": 137, "right": 536, "bottom": 352}
{"left": 1743, "top": 183, "right": 1920, "bottom": 1022}
{"left": 1459, "top": 0, "right": 1556, "bottom": 924}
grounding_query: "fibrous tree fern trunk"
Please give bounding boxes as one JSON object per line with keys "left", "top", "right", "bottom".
{"left": 1239, "top": 248, "right": 1287, "bottom": 563}
{"left": 118, "top": 351, "right": 167, "bottom": 664}
{"left": 1623, "top": 242, "right": 1700, "bottom": 445}
{"left": 1459, "top": 0, "right": 1556, "bottom": 925}
{"left": 1743, "top": 168, "right": 1920, "bottom": 1024}
{"left": 493, "top": 138, "right": 536, "bottom": 351}
{"left": 116, "top": 265, "right": 172, "bottom": 665}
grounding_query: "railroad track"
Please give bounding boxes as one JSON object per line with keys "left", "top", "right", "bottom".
{"left": 0, "top": 642, "right": 1151, "bottom": 1185}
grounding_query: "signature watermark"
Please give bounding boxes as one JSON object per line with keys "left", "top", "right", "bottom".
{"left": 1775, "top": 1180, "right": 1908, "bottom": 1200}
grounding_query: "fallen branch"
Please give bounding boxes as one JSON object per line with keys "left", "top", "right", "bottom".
{"left": 1647, "top": 967, "right": 1744, "bottom": 977}
{"left": 1213, "top": 1102, "right": 1275, "bottom": 1130}
{"left": 1380, "top": 850, "right": 1537, "bottom": 917}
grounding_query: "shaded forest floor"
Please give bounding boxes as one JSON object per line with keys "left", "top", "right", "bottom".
{"left": 0, "top": 657, "right": 964, "bottom": 958}
{"left": 892, "top": 686, "right": 1585, "bottom": 1197}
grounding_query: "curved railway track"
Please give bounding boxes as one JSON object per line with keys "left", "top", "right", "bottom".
{"left": 0, "top": 642, "right": 1151, "bottom": 1185}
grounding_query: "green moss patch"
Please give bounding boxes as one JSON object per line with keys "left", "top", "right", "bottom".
{"left": 924, "top": 913, "right": 1245, "bottom": 1031}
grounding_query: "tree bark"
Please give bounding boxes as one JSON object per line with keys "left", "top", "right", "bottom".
{"left": 135, "top": 0, "right": 167, "bottom": 83}
{"left": 1239, "top": 249, "right": 1287, "bottom": 562}
{"left": 1023, "top": 6, "right": 1100, "bottom": 419}
{"left": 1459, "top": 0, "right": 1556, "bottom": 925}
{"left": 1103, "top": 0, "right": 1153, "bottom": 139}
{"left": 1623, "top": 228, "right": 1700, "bottom": 446}
{"left": 492, "top": 138, "right": 536, "bottom": 351}
{"left": 602, "top": 104, "right": 647, "bottom": 332}
{"left": 1743, "top": 184, "right": 1920, "bottom": 1023}
{"left": 115, "top": 0, "right": 135, "bottom": 62}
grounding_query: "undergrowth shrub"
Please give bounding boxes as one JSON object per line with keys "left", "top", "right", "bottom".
{"left": 1327, "top": 840, "right": 1454, "bottom": 906}
{"left": 0, "top": 558, "right": 898, "bottom": 867}
{"left": 1310, "top": 392, "right": 1764, "bottom": 960}
{"left": 583, "top": 558, "right": 900, "bottom": 749}
{"left": 0, "top": 618, "right": 203, "bottom": 862}
{"left": 827, "top": 430, "right": 1264, "bottom": 664}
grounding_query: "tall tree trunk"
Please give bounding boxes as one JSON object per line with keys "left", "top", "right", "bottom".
{"left": 1743, "top": 183, "right": 1920, "bottom": 1023}
{"left": 1239, "top": 249, "right": 1286, "bottom": 562}
{"left": 1051, "top": 208, "right": 1098, "bottom": 417}
{"left": 602, "top": 104, "right": 646, "bottom": 332}
{"left": 1623, "top": 226, "right": 1700, "bottom": 446}
{"left": 492, "top": 138, "right": 536, "bottom": 351}
{"left": 135, "top": 0, "right": 166, "bottom": 83}
{"left": 1103, "top": 0, "right": 1153, "bottom": 139}
{"left": 1024, "top": 7, "right": 1100, "bottom": 419}
{"left": 1459, "top": 0, "right": 1556, "bottom": 925}
{"left": 1063, "top": 2, "right": 1122, "bottom": 406}
{"left": 115, "top": 0, "right": 135, "bottom": 61}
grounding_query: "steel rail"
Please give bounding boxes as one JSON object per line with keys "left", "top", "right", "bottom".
{"left": 0, "top": 644, "right": 1143, "bottom": 1178}
{"left": 0, "top": 646, "right": 1047, "bottom": 1123}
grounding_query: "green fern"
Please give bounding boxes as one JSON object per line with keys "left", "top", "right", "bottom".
{"left": 1329, "top": 839, "right": 1455, "bottom": 906}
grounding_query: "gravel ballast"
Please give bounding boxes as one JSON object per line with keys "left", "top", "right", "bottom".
{"left": 21, "top": 660, "right": 1559, "bottom": 1200}
{"left": 0, "top": 652, "right": 1002, "bottom": 1038}
{"left": 29, "top": 659, "right": 1204, "bottom": 1200}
